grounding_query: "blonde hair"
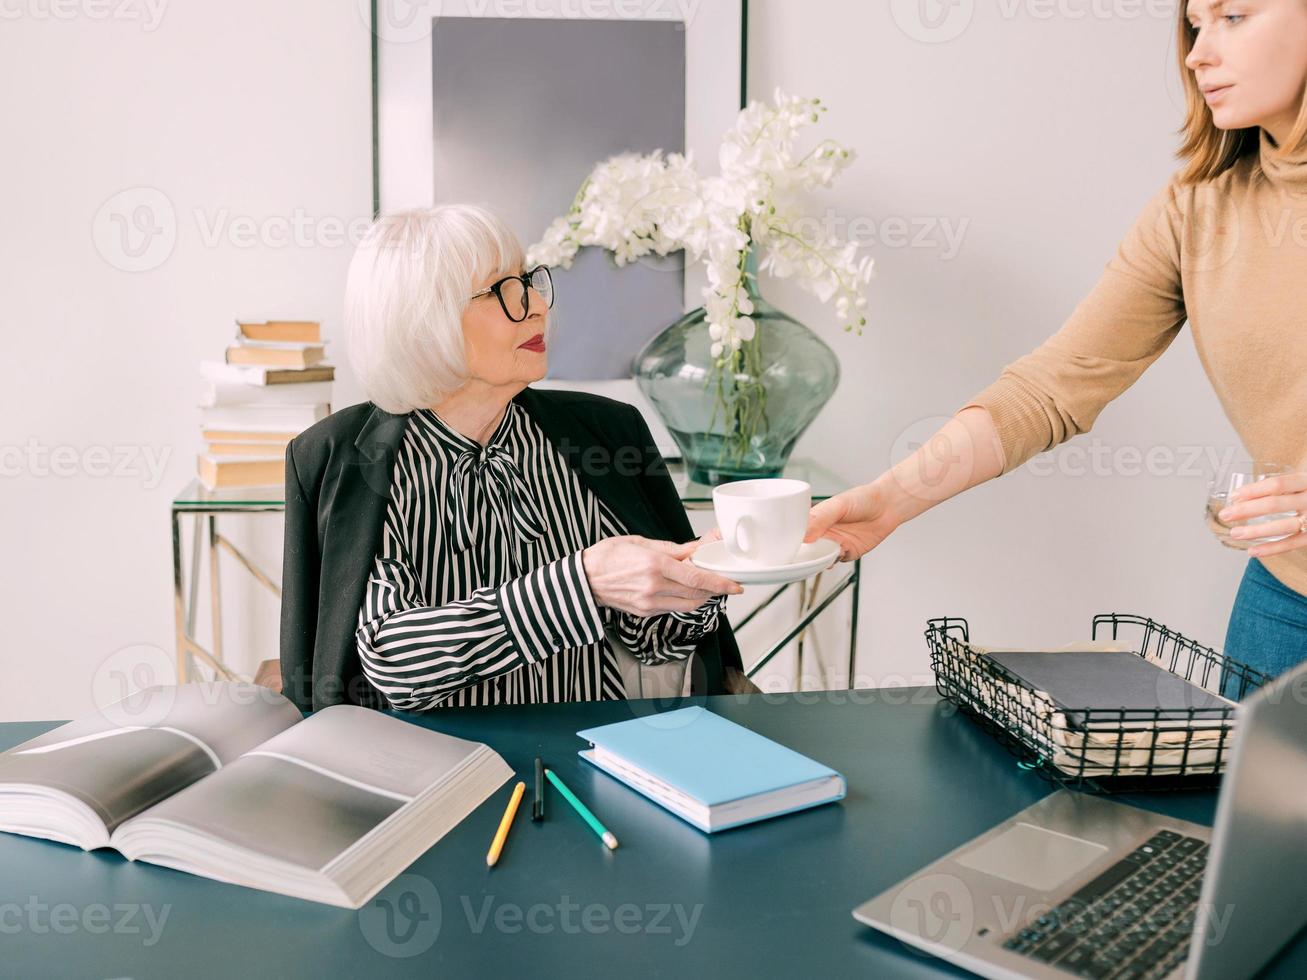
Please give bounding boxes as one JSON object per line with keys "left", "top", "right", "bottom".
{"left": 1175, "top": 4, "right": 1307, "bottom": 183}
{"left": 345, "top": 204, "right": 525, "bottom": 414}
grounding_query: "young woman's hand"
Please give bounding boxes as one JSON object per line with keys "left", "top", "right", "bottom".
{"left": 804, "top": 407, "right": 1005, "bottom": 563}
{"left": 582, "top": 536, "right": 743, "bottom": 617}
{"left": 1221, "top": 473, "right": 1307, "bottom": 558}
{"left": 804, "top": 483, "right": 898, "bottom": 563}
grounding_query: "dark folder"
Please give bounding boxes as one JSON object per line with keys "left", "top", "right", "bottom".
{"left": 985, "top": 651, "right": 1236, "bottom": 730}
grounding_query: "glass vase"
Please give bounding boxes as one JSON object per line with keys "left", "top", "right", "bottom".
{"left": 633, "top": 269, "right": 840, "bottom": 486}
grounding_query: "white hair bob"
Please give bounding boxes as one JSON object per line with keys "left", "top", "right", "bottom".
{"left": 345, "top": 203, "right": 526, "bottom": 414}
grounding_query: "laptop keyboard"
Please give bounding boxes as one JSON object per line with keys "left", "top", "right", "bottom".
{"left": 1000, "top": 829, "right": 1207, "bottom": 979}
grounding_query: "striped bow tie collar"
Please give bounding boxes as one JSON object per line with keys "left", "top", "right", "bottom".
{"left": 444, "top": 442, "right": 548, "bottom": 559}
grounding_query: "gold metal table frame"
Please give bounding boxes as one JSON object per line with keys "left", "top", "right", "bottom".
{"left": 171, "top": 480, "right": 285, "bottom": 684}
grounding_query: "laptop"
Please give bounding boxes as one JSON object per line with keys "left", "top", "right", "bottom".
{"left": 852, "top": 658, "right": 1307, "bottom": 979}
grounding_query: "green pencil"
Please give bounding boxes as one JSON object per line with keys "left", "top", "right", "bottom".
{"left": 544, "top": 768, "right": 618, "bottom": 850}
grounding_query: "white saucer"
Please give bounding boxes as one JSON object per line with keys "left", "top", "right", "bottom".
{"left": 690, "top": 538, "right": 841, "bottom": 585}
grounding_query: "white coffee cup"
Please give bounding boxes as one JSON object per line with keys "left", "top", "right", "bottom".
{"left": 712, "top": 478, "right": 812, "bottom": 567}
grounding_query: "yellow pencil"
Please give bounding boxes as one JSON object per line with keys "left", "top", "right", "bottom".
{"left": 486, "top": 781, "right": 526, "bottom": 867}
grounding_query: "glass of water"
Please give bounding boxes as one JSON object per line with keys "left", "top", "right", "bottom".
{"left": 1205, "top": 460, "right": 1296, "bottom": 550}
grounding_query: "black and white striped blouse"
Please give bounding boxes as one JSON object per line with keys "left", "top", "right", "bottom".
{"left": 355, "top": 401, "right": 722, "bottom": 710}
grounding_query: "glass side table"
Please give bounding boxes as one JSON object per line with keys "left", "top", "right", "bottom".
{"left": 171, "top": 480, "right": 285, "bottom": 684}
{"left": 171, "top": 458, "right": 861, "bottom": 690}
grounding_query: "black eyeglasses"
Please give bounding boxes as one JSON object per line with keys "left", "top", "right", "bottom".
{"left": 468, "top": 265, "right": 554, "bottom": 323}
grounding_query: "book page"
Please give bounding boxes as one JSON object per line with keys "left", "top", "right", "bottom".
{"left": 240, "top": 704, "right": 489, "bottom": 799}
{"left": 0, "top": 683, "right": 302, "bottom": 834}
{"left": 121, "top": 705, "right": 491, "bottom": 868}
{"left": 124, "top": 754, "right": 407, "bottom": 870}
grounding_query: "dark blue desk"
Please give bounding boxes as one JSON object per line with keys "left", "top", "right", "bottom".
{"left": 4, "top": 690, "right": 1304, "bottom": 979}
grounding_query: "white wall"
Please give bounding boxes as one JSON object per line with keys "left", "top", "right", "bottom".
{"left": 0, "top": 0, "right": 372, "bottom": 722}
{"left": 748, "top": 0, "right": 1245, "bottom": 688}
{"left": 0, "top": 0, "right": 1247, "bottom": 722}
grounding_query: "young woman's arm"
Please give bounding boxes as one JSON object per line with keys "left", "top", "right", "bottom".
{"left": 806, "top": 407, "right": 1006, "bottom": 561}
{"left": 810, "top": 178, "right": 1189, "bottom": 560}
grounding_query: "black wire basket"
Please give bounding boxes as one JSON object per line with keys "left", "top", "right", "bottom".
{"left": 925, "top": 613, "right": 1272, "bottom": 793}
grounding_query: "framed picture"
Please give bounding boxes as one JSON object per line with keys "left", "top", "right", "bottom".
{"left": 370, "top": 0, "right": 747, "bottom": 455}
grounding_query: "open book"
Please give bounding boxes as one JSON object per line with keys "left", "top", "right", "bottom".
{"left": 0, "top": 683, "right": 512, "bottom": 909}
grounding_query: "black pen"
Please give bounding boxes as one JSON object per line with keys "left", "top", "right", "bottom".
{"left": 532, "top": 756, "right": 545, "bottom": 821}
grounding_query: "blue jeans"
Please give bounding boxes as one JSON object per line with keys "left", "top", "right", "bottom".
{"left": 1222, "top": 558, "right": 1307, "bottom": 696}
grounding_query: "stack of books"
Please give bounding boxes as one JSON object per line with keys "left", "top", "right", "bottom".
{"left": 196, "top": 320, "right": 334, "bottom": 490}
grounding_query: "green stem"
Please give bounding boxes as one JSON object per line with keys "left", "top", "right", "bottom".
{"left": 793, "top": 138, "right": 839, "bottom": 168}
{"left": 767, "top": 225, "right": 859, "bottom": 295}
{"left": 708, "top": 227, "right": 771, "bottom": 471}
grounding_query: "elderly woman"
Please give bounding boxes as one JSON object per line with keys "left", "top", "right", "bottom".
{"left": 280, "top": 204, "right": 745, "bottom": 712}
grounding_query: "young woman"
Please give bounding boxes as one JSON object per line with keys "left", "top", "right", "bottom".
{"left": 808, "top": 0, "right": 1307, "bottom": 683}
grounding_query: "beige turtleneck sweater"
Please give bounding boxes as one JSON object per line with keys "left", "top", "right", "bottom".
{"left": 963, "top": 128, "right": 1307, "bottom": 598}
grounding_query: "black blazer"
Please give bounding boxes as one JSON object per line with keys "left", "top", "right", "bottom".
{"left": 279, "top": 386, "right": 744, "bottom": 712}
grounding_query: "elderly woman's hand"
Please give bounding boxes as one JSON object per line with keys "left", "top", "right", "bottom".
{"left": 583, "top": 536, "right": 744, "bottom": 617}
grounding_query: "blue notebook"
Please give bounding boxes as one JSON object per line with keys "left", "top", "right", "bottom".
{"left": 576, "top": 706, "right": 846, "bottom": 833}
